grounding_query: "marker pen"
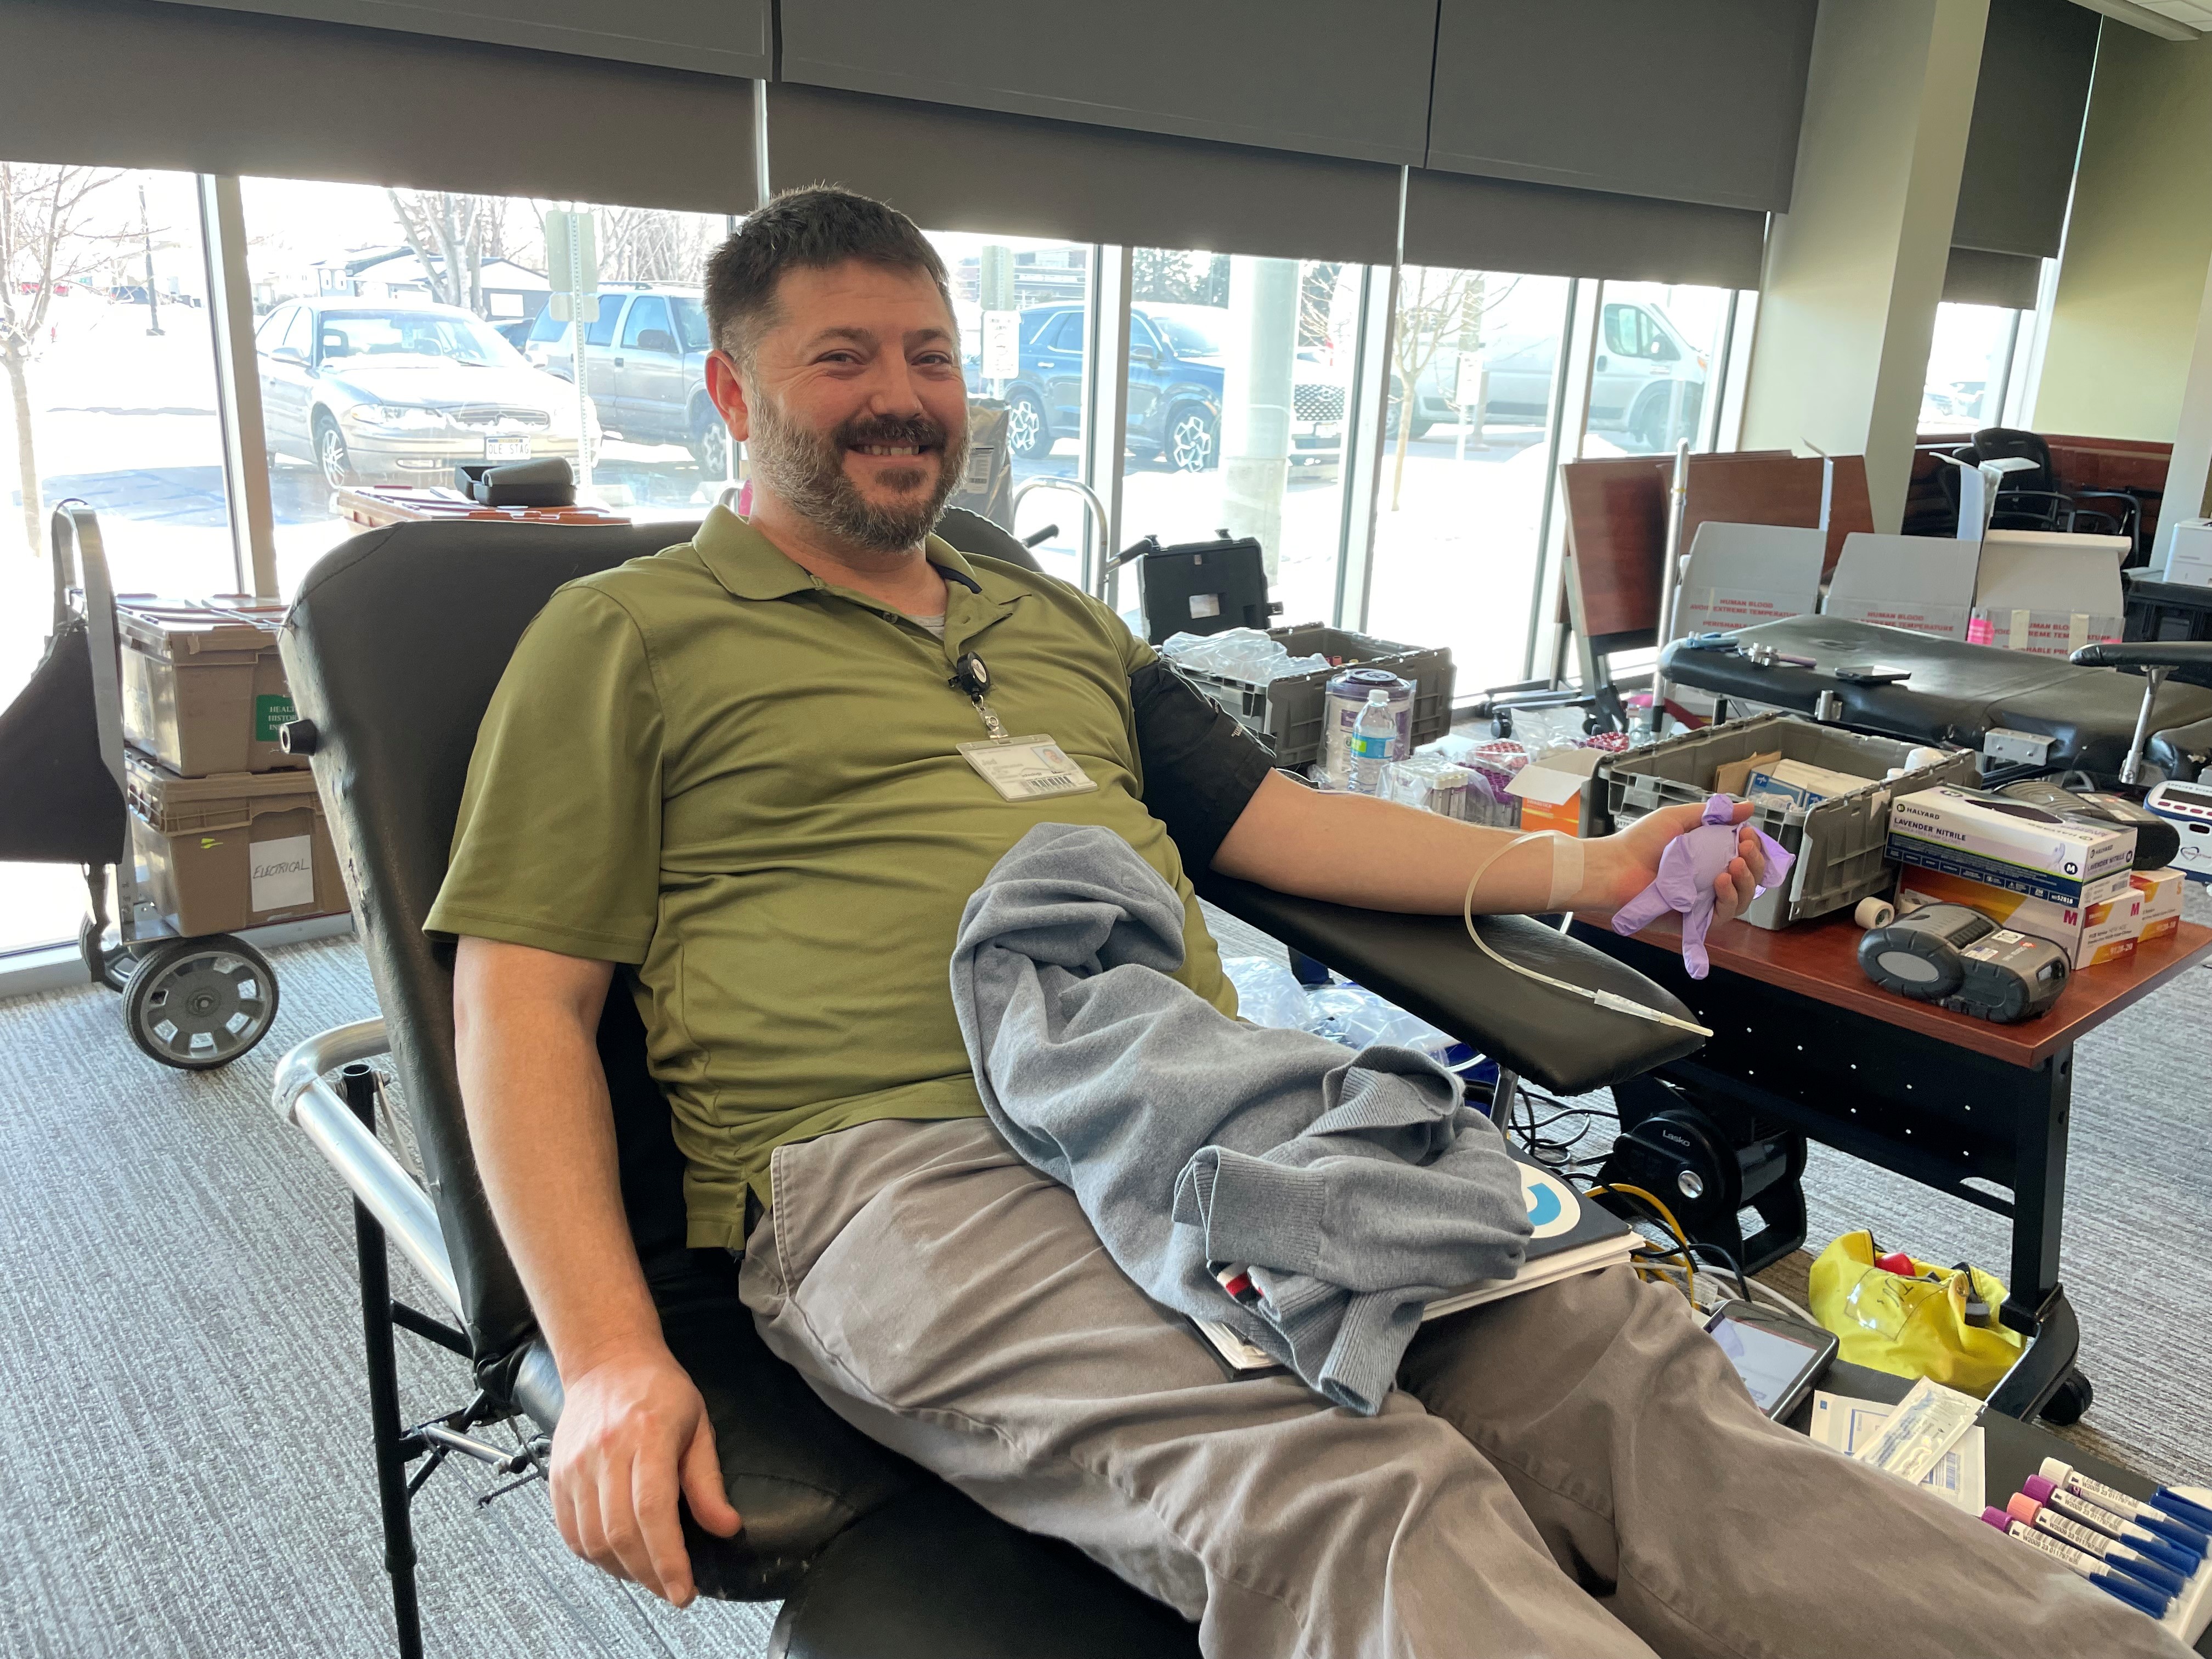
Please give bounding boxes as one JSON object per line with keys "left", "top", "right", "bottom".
{"left": 2006, "top": 1494, "right": 2190, "bottom": 1598}
{"left": 2029, "top": 1465, "right": 2211, "bottom": 1560}
{"left": 2019, "top": 1477, "right": 2204, "bottom": 1577}
{"left": 1981, "top": 1510, "right": 2174, "bottom": 1618}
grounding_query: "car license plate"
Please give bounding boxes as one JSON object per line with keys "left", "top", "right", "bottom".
{"left": 484, "top": 436, "right": 532, "bottom": 460}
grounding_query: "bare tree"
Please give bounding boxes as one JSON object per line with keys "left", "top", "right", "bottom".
{"left": 1, "top": 162, "right": 129, "bottom": 558}
{"left": 596, "top": 205, "right": 719, "bottom": 285}
{"left": 386, "top": 188, "right": 509, "bottom": 313}
{"left": 1386, "top": 266, "right": 1517, "bottom": 510}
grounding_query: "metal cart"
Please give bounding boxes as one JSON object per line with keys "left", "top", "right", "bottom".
{"left": 17, "top": 504, "right": 286, "bottom": 1068}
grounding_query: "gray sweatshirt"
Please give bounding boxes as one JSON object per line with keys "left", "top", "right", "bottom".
{"left": 949, "top": 822, "right": 1532, "bottom": 1414}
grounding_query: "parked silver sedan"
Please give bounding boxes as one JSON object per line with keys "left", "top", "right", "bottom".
{"left": 254, "top": 298, "right": 597, "bottom": 487}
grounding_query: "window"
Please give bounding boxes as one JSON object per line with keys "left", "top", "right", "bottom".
{"left": 1364, "top": 267, "right": 1573, "bottom": 696}
{"left": 1044, "top": 311, "right": 1085, "bottom": 353}
{"left": 1583, "top": 280, "right": 1731, "bottom": 459}
{"left": 239, "top": 179, "right": 733, "bottom": 595}
{"left": 926, "top": 229, "right": 1094, "bottom": 588}
{"left": 1922, "top": 302, "right": 2025, "bottom": 435}
{"left": 620, "top": 294, "right": 673, "bottom": 351}
{"left": 585, "top": 295, "right": 627, "bottom": 348}
{"left": 672, "top": 295, "right": 710, "bottom": 353}
{"left": 1, "top": 162, "right": 239, "bottom": 955}
{"left": 1120, "top": 250, "right": 1347, "bottom": 633}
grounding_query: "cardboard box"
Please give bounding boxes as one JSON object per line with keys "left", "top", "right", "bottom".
{"left": 2131, "top": 866, "right": 2186, "bottom": 944}
{"left": 126, "top": 751, "right": 346, "bottom": 936}
{"left": 1671, "top": 522, "right": 1826, "bottom": 639}
{"left": 1886, "top": 786, "right": 2137, "bottom": 904}
{"left": 1821, "top": 532, "right": 1979, "bottom": 640}
{"left": 1743, "top": 758, "right": 1880, "bottom": 810}
{"left": 1899, "top": 865, "right": 2142, "bottom": 969}
{"left": 117, "top": 594, "right": 304, "bottom": 777}
{"left": 1506, "top": 746, "right": 1605, "bottom": 837}
{"left": 1964, "top": 529, "right": 2128, "bottom": 659}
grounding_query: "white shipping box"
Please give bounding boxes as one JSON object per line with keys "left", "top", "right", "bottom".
{"left": 1672, "top": 522, "right": 1827, "bottom": 639}
{"left": 1821, "top": 532, "right": 1979, "bottom": 640}
{"left": 1965, "top": 529, "right": 2127, "bottom": 659}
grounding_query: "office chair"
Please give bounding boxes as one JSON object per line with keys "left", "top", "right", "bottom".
{"left": 1937, "top": 428, "right": 2143, "bottom": 557}
{"left": 272, "top": 516, "right": 1702, "bottom": 1657}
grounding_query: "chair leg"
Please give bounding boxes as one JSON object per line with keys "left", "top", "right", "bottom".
{"left": 345, "top": 1062, "right": 425, "bottom": 1659}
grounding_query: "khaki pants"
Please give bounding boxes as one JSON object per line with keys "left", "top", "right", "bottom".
{"left": 739, "top": 1116, "right": 2183, "bottom": 1659}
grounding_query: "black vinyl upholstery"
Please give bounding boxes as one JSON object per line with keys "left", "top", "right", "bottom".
{"left": 279, "top": 515, "right": 1681, "bottom": 1645}
{"left": 0, "top": 618, "right": 126, "bottom": 866}
{"left": 1661, "top": 617, "right": 2212, "bottom": 779}
{"left": 1194, "top": 874, "right": 1701, "bottom": 1092}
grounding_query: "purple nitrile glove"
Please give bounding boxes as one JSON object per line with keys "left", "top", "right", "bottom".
{"left": 1611, "top": 794, "right": 1796, "bottom": 979}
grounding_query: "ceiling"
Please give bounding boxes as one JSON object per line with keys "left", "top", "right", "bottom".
{"left": 2074, "top": 0, "right": 2211, "bottom": 39}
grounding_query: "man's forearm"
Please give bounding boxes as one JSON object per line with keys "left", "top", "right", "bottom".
{"left": 454, "top": 941, "right": 662, "bottom": 1378}
{"left": 1212, "top": 772, "right": 1611, "bottom": 915}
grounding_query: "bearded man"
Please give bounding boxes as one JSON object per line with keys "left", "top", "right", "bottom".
{"left": 428, "top": 187, "right": 2186, "bottom": 1659}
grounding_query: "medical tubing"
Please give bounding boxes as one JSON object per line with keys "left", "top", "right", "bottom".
{"left": 1459, "top": 832, "right": 1713, "bottom": 1040}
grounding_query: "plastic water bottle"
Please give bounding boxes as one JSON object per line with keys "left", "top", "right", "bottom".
{"left": 1348, "top": 689, "right": 1402, "bottom": 794}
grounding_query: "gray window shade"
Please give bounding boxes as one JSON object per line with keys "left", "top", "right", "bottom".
{"left": 778, "top": 0, "right": 1437, "bottom": 168}
{"left": 765, "top": 84, "right": 1402, "bottom": 265}
{"left": 1943, "top": 246, "right": 2043, "bottom": 311}
{"left": 1951, "top": 0, "right": 2099, "bottom": 260}
{"left": 1403, "top": 168, "right": 1767, "bottom": 289}
{"left": 1426, "top": 0, "right": 1816, "bottom": 213}
{"left": 150, "top": 0, "right": 770, "bottom": 77}
{"left": 0, "top": 0, "right": 761, "bottom": 215}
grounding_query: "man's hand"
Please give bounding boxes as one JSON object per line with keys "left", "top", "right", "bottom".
{"left": 551, "top": 1344, "right": 742, "bottom": 1606}
{"left": 1588, "top": 798, "right": 1768, "bottom": 925}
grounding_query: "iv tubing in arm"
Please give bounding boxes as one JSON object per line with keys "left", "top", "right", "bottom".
{"left": 1460, "top": 832, "right": 1714, "bottom": 1041}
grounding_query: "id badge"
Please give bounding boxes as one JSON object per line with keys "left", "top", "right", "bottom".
{"left": 959, "top": 735, "right": 1099, "bottom": 802}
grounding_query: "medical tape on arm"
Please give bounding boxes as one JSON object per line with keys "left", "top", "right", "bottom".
{"left": 1459, "top": 831, "right": 1711, "bottom": 1039}
{"left": 1545, "top": 832, "right": 1583, "bottom": 912}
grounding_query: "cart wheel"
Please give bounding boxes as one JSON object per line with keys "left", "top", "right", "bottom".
{"left": 2039, "top": 1368, "right": 2094, "bottom": 1427}
{"left": 123, "top": 935, "right": 280, "bottom": 1070}
{"left": 1491, "top": 710, "right": 1513, "bottom": 740}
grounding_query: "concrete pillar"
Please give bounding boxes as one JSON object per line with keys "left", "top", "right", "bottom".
{"left": 1221, "top": 255, "right": 1298, "bottom": 578}
{"left": 1740, "top": 0, "right": 1989, "bottom": 532}
{"left": 2027, "top": 27, "right": 2212, "bottom": 558}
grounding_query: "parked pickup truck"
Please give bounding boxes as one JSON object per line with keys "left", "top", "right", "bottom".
{"left": 526, "top": 284, "right": 725, "bottom": 472}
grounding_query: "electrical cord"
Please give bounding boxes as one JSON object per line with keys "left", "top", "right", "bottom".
{"left": 1584, "top": 1181, "right": 1696, "bottom": 1301}
{"left": 1460, "top": 833, "right": 1714, "bottom": 1040}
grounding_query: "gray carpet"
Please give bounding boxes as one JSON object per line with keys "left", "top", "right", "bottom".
{"left": 0, "top": 935, "right": 777, "bottom": 1659}
{"left": 1, "top": 890, "right": 2207, "bottom": 1657}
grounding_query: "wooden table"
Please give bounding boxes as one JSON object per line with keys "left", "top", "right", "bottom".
{"left": 1573, "top": 906, "right": 2212, "bottom": 1423}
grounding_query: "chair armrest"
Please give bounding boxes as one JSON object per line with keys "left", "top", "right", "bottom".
{"left": 505, "top": 1248, "right": 924, "bottom": 1602}
{"left": 2073, "top": 641, "right": 2212, "bottom": 670}
{"left": 1194, "top": 872, "right": 1703, "bottom": 1094}
{"left": 272, "top": 1020, "right": 461, "bottom": 1317}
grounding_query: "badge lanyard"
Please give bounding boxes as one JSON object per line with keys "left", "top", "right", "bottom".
{"left": 945, "top": 648, "right": 1098, "bottom": 802}
{"left": 949, "top": 651, "right": 1009, "bottom": 742}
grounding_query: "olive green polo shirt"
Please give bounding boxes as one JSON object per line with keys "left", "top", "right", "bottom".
{"left": 426, "top": 505, "right": 1235, "bottom": 1249}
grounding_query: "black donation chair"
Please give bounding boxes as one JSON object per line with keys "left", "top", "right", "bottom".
{"left": 270, "top": 516, "right": 1701, "bottom": 1656}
